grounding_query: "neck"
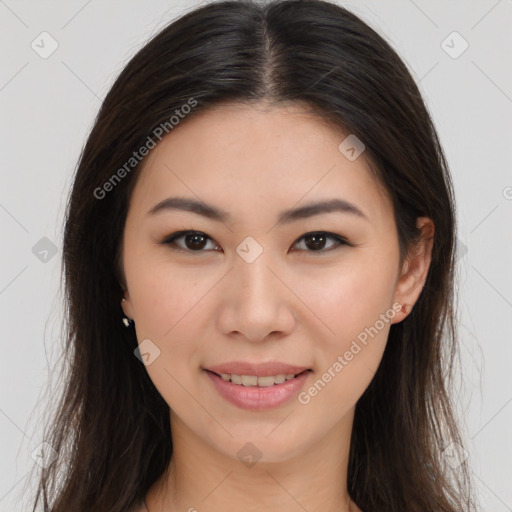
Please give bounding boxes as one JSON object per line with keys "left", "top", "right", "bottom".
{"left": 145, "top": 408, "right": 361, "bottom": 512}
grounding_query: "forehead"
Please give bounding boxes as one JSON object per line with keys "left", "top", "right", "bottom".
{"left": 129, "top": 102, "right": 392, "bottom": 227}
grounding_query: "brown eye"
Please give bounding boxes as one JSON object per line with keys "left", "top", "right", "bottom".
{"left": 160, "top": 231, "right": 219, "bottom": 252}
{"left": 183, "top": 232, "right": 208, "bottom": 250}
{"left": 292, "top": 232, "right": 348, "bottom": 253}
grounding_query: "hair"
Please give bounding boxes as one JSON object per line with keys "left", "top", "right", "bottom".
{"left": 29, "top": 1, "right": 475, "bottom": 511}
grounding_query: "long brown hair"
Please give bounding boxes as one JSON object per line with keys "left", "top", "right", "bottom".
{"left": 30, "top": 1, "right": 474, "bottom": 510}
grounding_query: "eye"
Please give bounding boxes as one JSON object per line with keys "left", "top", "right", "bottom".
{"left": 159, "top": 230, "right": 220, "bottom": 252}
{"left": 291, "top": 231, "right": 349, "bottom": 253}
{"left": 159, "top": 230, "right": 349, "bottom": 253}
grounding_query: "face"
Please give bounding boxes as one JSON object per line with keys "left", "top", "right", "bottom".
{"left": 120, "top": 102, "right": 427, "bottom": 464}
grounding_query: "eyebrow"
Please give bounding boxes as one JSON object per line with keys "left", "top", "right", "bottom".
{"left": 147, "top": 196, "right": 368, "bottom": 224}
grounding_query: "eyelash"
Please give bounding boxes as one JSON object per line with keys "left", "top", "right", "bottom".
{"left": 158, "top": 230, "right": 351, "bottom": 254}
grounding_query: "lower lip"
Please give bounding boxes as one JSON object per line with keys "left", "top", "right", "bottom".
{"left": 204, "top": 370, "right": 310, "bottom": 411}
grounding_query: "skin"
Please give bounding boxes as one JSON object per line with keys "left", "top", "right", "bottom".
{"left": 120, "top": 102, "right": 434, "bottom": 512}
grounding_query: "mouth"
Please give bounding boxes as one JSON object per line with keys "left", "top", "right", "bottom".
{"left": 203, "top": 365, "right": 313, "bottom": 410}
{"left": 205, "top": 369, "right": 312, "bottom": 387}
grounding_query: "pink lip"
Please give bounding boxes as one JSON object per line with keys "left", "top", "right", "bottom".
{"left": 204, "top": 369, "right": 311, "bottom": 411}
{"left": 206, "top": 361, "right": 310, "bottom": 377}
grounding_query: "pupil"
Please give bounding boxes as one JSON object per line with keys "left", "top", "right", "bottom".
{"left": 186, "top": 232, "right": 206, "bottom": 250}
{"left": 306, "top": 233, "right": 325, "bottom": 250}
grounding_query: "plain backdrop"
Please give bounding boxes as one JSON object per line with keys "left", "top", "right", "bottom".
{"left": 1, "top": 1, "right": 511, "bottom": 510}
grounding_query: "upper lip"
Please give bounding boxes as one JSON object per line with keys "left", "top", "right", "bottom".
{"left": 205, "top": 361, "right": 311, "bottom": 377}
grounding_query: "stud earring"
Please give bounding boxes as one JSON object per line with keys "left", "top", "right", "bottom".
{"left": 122, "top": 316, "right": 134, "bottom": 327}
{"left": 401, "top": 303, "right": 410, "bottom": 315}
{"left": 121, "top": 298, "right": 134, "bottom": 327}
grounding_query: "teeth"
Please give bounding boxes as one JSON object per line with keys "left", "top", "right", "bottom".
{"left": 241, "top": 375, "right": 258, "bottom": 386}
{"left": 257, "top": 376, "right": 277, "bottom": 387}
{"left": 218, "top": 372, "right": 299, "bottom": 387}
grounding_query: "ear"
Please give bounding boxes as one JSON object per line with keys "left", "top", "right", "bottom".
{"left": 121, "top": 291, "right": 135, "bottom": 320}
{"left": 391, "top": 217, "right": 435, "bottom": 324}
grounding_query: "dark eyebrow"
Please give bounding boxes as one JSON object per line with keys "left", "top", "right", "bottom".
{"left": 147, "top": 196, "right": 368, "bottom": 224}
{"left": 278, "top": 198, "right": 368, "bottom": 223}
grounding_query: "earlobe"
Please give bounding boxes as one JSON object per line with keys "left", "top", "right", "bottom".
{"left": 121, "top": 294, "right": 135, "bottom": 320}
{"left": 392, "top": 217, "right": 435, "bottom": 323}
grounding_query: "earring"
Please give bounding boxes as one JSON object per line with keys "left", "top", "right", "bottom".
{"left": 122, "top": 316, "right": 134, "bottom": 328}
{"left": 401, "top": 303, "right": 410, "bottom": 315}
{"left": 121, "top": 298, "right": 134, "bottom": 327}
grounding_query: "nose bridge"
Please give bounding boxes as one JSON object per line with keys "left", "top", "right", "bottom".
{"left": 220, "top": 237, "right": 295, "bottom": 341}
{"left": 235, "top": 240, "right": 278, "bottom": 306}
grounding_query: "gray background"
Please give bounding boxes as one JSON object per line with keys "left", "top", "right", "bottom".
{"left": 1, "top": 0, "right": 511, "bottom": 510}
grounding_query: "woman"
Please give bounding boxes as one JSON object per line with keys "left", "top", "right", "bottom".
{"left": 31, "top": 1, "right": 475, "bottom": 511}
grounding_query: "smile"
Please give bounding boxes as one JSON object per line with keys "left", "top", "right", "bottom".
{"left": 204, "top": 368, "right": 312, "bottom": 410}
{"left": 217, "top": 372, "right": 304, "bottom": 387}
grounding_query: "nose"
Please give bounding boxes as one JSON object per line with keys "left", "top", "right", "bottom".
{"left": 217, "top": 248, "right": 296, "bottom": 344}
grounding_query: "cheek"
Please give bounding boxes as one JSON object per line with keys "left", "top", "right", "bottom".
{"left": 126, "top": 247, "right": 210, "bottom": 337}
{"left": 126, "top": 260, "right": 210, "bottom": 408}
{"left": 293, "top": 254, "right": 397, "bottom": 343}
{"left": 125, "top": 252, "right": 226, "bottom": 380}
{"left": 296, "top": 269, "right": 392, "bottom": 418}
{"left": 292, "top": 253, "right": 396, "bottom": 402}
